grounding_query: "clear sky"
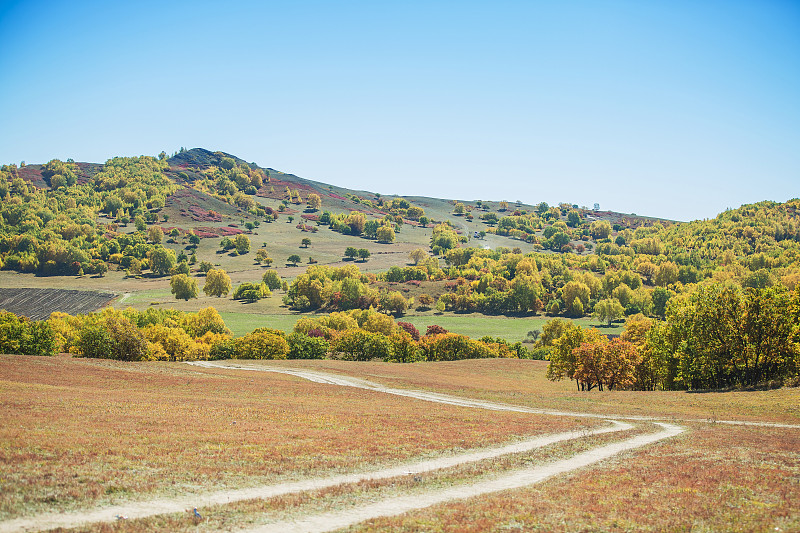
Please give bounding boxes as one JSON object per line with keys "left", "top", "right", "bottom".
{"left": 1, "top": 0, "right": 798, "bottom": 221}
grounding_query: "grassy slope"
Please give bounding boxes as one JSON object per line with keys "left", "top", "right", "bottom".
{"left": 2, "top": 148, "right": 673, "bottom": 339}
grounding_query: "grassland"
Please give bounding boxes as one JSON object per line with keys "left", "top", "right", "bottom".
{"left": 1, "top": 356, "right": 797, "bottom": 532}
{"left": 0, "top": 355, "right": 586, "bottom": 521}
{"left": 264, "top": 358, "right": 800, "bottom": 424}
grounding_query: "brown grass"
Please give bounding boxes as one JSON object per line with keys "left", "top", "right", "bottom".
{"left": 0, "top": 355, "right": 586, "bottom": 520}
{"left": 260, "top": 358, "right": 800, "bottom": 424}
{"left": 48, "top": 426, "right": 650, "bottom": 533}
{"left": 354, "top": 424, "right": 800, "bottom": 532}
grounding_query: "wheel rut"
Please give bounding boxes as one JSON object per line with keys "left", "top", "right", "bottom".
{"left": 0, "top": 361, "right": 701, "bottom": 533}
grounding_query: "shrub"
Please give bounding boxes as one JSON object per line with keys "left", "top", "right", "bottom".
{"left": 333, "top": 329, "right": 393, "bottom": 361}
{"left": 387, "top": 332, "right": 423, "bottom": 363}
{"left": 0, "top": 312, "right": 57, "bottom": 357}
{"left": 234, "top": 328, "right": 289, "bottom": 359}
{"left": 419, "top": 333, "right": 496, "bottom": 362}
{"left": 233, "top": 282, "right": 271, "bottom": 301}
{"left": 425, "top": 324, "right": 448, "bottom": 336}
{"left": 287, "top": 332, "right": 329, "bottom": 359}
{"left": 396, "top": 321, "right": 420, "bottom": 341}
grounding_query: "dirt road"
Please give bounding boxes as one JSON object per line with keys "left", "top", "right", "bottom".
{"left": 8, "top": 360, "right": 773, "bottom": 533}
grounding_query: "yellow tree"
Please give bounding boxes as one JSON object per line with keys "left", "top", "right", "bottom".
{"left": 376, "top": 225, "right": 396, "bottom": 243}
{"left": 409, "top": 248, "right": 428, "bottom": 265}
{"left": 170, "top": 274, "right": 198, "bottom": 301}
{"left": 203, "top": 268, "right": 232, "bottom": 297}
{"left": 307, "top": 193, "right": 322, "bottom": 211}
{"left": 147, "top": 225, "right": 163, "bottom": 244}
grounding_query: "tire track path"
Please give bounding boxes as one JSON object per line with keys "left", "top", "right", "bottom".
{"left": 244, "top": 423, "right": 684, "bottom": 533}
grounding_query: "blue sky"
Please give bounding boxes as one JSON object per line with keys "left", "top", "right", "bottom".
{"left": 1, "top": 0, "right": 797, "bottom": 221}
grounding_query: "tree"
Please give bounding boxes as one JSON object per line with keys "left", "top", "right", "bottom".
{"left": 301, "top": 237, "right": 311, "bottom": 248}
{"left": 655, "top": 262, "right": 679, "bottom": 287}
{"left": 171, "top": 274, "right": 198, "bottom": 301}
{"left": 262, "top": 270, "right": 282, "bottom": 290}
{"left": 288, "top": 254, "right": 301, "bottom": 266}
{"left": 498, "top": 200, "right": 509, "bottom": 211}
{"left": 233, "top": 282, "right": 271, "bottom": 302}
{"left": 146, "top": 225, "right": 163, "bottom": 244}
{"left": 594, "top": 298, "right": 625, "bottom": 326}
{"left": 652, "top": 287, "right": 671, "bottom": 318}
{"left": 417, "top": 293, "right": 434, "bottom": 310}
{"left": 345, "top": 212, "right": 366, "bottom": 235}
{"left": 637, "top": 261, "right": 657, "bottom": 285}
{"left": 357, "top": 248, "right": 370, "bottom": 262}
{"left": 376, "top": 225, "right": 395, "bottom": 243}
{"left": 307, "top": 193, "right": 322, "bottom": 211}
{"left": 149, "top": 247, "right": 176, "bottom": 276}
{"left": 562, "top": 281, "right": 590, "bottom": 317}
{"left": 567, "top": 210, "right": 581, "bottom": 227}
{"left": 233, "top": 234, "right": 251, "bottom": 254}
{"left": 590, "top": 220, "right": 612, "bottom": 240}
{"left": 134, "top": 215, "right": 147, "bottom": 232}
{"left": 345, "top": 247, "right": 358, "bottom": 260}
{"left": 203, "top": 268, "right": 232, "bottom": 297}
{"left": 409, "top": 248, "right": 428, "bottom": 265}
{"left": 419, "top": 216, "right": 429, "bottom": 227}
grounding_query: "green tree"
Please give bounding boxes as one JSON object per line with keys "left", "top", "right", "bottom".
{"left": 287, "top": 254, "right": 301, "bottom": 266}
{"left": 652, "top": 287, "right": 671, "bottom": 318}
{"left": 233, "top": 234, "right": 251, "bottom": 254}
{"left": 149, "top": 247, "right": 176, "bottom": 276}
{"left": 170, "top": 274, "right": 198, "bottom": 301}
{"left": 262, "top": 270, "right": 282, "bottom": 290}
{"left": 594, "top": 298, "right": 625, "bottom": 326}
{"left": 357, "top": 248, "right": 371, "bottom": 262}
{"left": 301, "top": 237, "right": 311, "bottom": 248}
{"left": 233, "top": 282, "right": 271, "bottom": 302}
{"left": 345, "top": 246, "right": 358, "bottom": 260}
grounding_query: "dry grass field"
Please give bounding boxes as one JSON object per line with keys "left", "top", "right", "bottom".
{"left": 0, "top": 355, "right": 587, "bottom": 522}
{"left": 1, "top": 356, "right": 797, "bottom": 532}
{"left": 354, "top": 423, "right": 799, "bottom": 532}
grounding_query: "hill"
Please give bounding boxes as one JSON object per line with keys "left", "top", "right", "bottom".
{"left": 0, "top": 149, "right": 798, "bottom": 352}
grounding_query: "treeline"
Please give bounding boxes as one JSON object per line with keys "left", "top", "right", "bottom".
{"left": 544, "top": 284, "right": 800, "bottom": 390}
{"left": 0, "top": 306, "right": 537, "bottom": 363}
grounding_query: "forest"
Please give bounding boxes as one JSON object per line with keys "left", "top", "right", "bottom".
{"left": 1, "top": 152, "right": 799, "bottom": 391}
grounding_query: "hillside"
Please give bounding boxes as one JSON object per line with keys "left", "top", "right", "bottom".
{"left": 0, "top": 148, "right": 798, "bottom": 393}
{"left": 0, "top": 149, "right": 798, "bottom": 346}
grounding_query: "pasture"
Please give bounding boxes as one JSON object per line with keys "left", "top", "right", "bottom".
{"left": 0, "top": 355, "right": 797, "bottom": 532}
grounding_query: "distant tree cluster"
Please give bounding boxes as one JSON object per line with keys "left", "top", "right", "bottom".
{"left": 545, "top": 284, "right": 800, "bottom": 390}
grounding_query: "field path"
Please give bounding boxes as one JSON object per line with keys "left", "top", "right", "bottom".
{"left": 188, "top": 362, "right": 800, "bottom": 428}
{"left": 6, "top": 361, "right": 793, "bottom": 532}
{"left": 0, "top": 423, "right": 631, "bottom": 533}
{"left": 244, "top": 423, "right": 684, "bottom": 533}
